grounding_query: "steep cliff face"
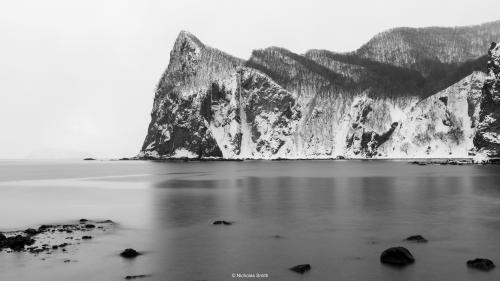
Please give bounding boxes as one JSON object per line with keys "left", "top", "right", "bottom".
{"left": 139, "top": 31, "right": 242, "bottom": 159}
{"left": 474, "top": 42, "right": 500, "bottom": 157}
{"left": 139, "top": 32, "right": 301, "bottom": 159}
{"left": 139, "top": 21, "right": 499, "bottom": 160}
{"left": 381, "top": 72, "right": 486, "bottom": 158}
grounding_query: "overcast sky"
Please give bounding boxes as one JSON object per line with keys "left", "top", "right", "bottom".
{"left": 1, "top": 0, "right": 499, "bottom": 159}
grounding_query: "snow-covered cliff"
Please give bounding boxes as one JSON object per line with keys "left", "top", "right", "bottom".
{"left": 139, "top": 23, "right": 500, "bottom": 160}
{"left": 474, "top": 42, "right": 500, "bottom": 157}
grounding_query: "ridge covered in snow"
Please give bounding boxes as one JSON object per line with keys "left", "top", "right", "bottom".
{"left": 139, "top": 21, "right": 500, "bottom": 160}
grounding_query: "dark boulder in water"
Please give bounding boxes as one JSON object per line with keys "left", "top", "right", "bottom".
{"left": 212, "top": 220, "right": 232, "bottom": 225}
{"left": 0, "top": 233, "right": 6, "bottom": 241}
{"left": 79, "top": 219, "right": 88, "bottom": 223}
{"left": 24, "top": 228, "right": 38, "bottom": 235}
{"left": 124, "top": 274, "right": 151, "bottom": 279}
{"left": 467, "top": 258, "right": 495, "bottom": 271}
{"left": 380, "top": 247, "right": 415, "bottom": 266}
{"left": 0, "top": 235, "right": 35, "bottom": 251}
{"left": 120, "top": 248, "right": 141, "bottom": 258}
{"left": 404, "top": 235, "right": 428, "bottom": 243}
{"left": 85, "top": 224, "right": 96, "bottom": 229}
{"left": 82, "top": 236, "right": 92, "bottom": 240}
{"left": 38, "top": 225, "right": 53, "bottom": 232}
{"left": 289, "top": 264, "right": 311, "bottom": 274}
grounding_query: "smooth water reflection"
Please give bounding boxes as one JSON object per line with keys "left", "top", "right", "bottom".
{"left": 0, "top": 160, "right": 500, "bottom": 281}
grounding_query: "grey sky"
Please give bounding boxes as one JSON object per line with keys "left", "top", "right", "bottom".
{"left": 1, "top": 0, "right": 499, "bottom": 159}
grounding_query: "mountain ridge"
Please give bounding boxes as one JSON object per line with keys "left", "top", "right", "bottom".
{"left": 138, "top": 20, "right": 500, "bottom": 160}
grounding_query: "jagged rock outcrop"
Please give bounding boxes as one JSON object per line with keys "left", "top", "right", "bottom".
{"left": 139, "top": 32, "right": 300, "bottom": 159}
{"left": 139, "top": 31, "right": 241, "bottom": 158}
{"left": 382, "top": 72, "right": 486, "bottom": 158}
{"left": 474, "top": 42, "right": 500, "bottom": 157}
{"left": 139, "top": 21, "right": 500, "bottom": 160}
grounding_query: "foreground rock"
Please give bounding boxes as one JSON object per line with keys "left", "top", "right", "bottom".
{"left": 404, "top": 235, "right": 428, "bottom": 243}
{"left": 380, "top": 247, "right": 415, "bottom": 266}
{"left": 467, "top": 258, "right": 495, "bottom": 271}
{"left": 289, "top": 264, "right": 311, "bottom": 274}
{"left": 0, "top": 219, "right": 115, "bottom": 254}
{"left": 0, "top": 235, "right": 35, "bottom": 251}
{"left": 124, "top": 274, "right": 151, "bottom": 280}
{"left": 120, "top": 248, "right": 141, "bottom": 258}
{"left": 212, "top": 220, "right": 232, "bottom": 225}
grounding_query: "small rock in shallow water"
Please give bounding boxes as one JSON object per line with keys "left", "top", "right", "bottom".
{"left": 467, "top": 258, "right": 495, "bottom": 271}
{"left": 24, "top": 228, "right": 38, "bottom": 235}
{"left": 404, "top": 235, "right": 428, "bottom": 243}
{"left": 1, "top": 235, "right": 35, "bottom": 251}
{"left": 380, "top": 247, "right": 415, "bottom": 266}
{"left": 124, "top": 274, "right": 151, "bottom": 279}
{"left": 289, "top": 264, "right": 311, "bottom": 274}
{"left": 212, "top": 220, "right": 232, "bottom": 225}
{"left": 38, "top": 225, "right": 53, "bottom": 232}
{"left": 120, "top": 248, "right": 141, "bottom": 258}
{"left": 85, "top": 224, "right": 96, "bottom": 229}
{"left": 79, "top": 219, "right": 88, "bottom": 223}
{"left": 82, "top": 236, "right": 92, "bottom": 240}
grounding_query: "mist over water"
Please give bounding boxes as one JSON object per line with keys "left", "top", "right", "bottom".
{"left": 1, "top": 160, "right": 500, "bottom": 280}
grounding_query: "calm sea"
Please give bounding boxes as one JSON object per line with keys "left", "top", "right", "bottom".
{"left": 1, "top": 160, "right": 500, "bottom": 281}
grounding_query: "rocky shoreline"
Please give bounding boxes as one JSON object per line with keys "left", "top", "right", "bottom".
{"left": 2, "top": 219, "right": 497, "bottom": 279}
{"left": 0, "top": 219, "right": 150, "bottom": 280}
{"left": 108, "top": 156, "right": 500, "bottom": 165}
{"left": 0, "top": 219, "right": 115, "bottom": 255}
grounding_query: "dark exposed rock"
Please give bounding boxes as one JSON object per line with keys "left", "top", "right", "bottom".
{"left": 439, "top": 96, "right": 448, "bottom": 106}
{"left": 212, "top": 220, "right": 232, "bottom": 225}
{"left": 2, "top": 219, "right": 114, "bottom": 255}
{"left": 380, "top": 247, "right": 415, "bottom": 266}
{"left": 124, "top": 275, "right": 152, "bottom": 280}
{"left": 82, "top": 236, "right": 92, "bottom": 240}
{"left": 24, "top": 228, "right": 38, "bottom": 235}
{"left": 120, "top": 248, "right": 141, "bottom": 258}
{"left": 404, "top": 235, "right": 428, "bottom": 243}
{"left": 289, "top": 264, "right": 311, "bottom": 274}
{"left": 467, "top": 258, "right": 495, "bottom": 271}
{"left": 0, "top": 235, "right": 35, "bottom": 251}
{"left": 79, "top": 219, "right": 88, "bottom": 223}
{"left": 83, "top": 158, "right": 96, "bottom": 161}
{"left": 38, "top": 225, "right": 53, "bottom": 232}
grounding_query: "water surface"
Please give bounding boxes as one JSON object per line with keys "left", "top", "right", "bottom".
{"left": 1, "top": 160, "right": 500, "bottom": 281}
